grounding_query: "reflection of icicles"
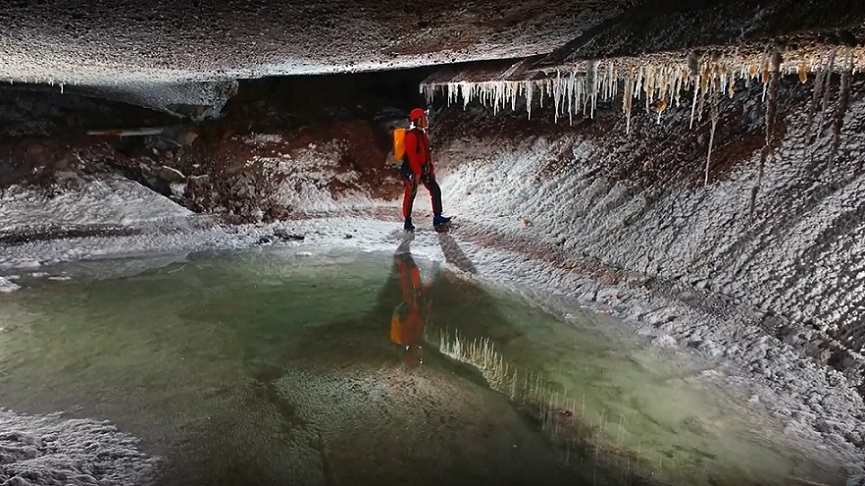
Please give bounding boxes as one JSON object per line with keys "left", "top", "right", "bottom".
{"left": 829, "top": 47, "right": 854, "bottom": 170}
{"left": 435, "top": 329, "right": 513, "bottom": 393}
{"left": 429, "top": 325, "right": 656, "bottom": 480}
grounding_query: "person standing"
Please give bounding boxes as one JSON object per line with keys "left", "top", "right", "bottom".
{"left": 400, "top": 108, "right": 451, "bottom": 231}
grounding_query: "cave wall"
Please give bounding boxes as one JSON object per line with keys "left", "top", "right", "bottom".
{"left": 433, "top": 76, "right": 865, "bottom": 381}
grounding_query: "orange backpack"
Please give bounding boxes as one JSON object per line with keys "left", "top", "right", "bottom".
{"left": 393, "top": 128, "right": 407, "bottom": 163}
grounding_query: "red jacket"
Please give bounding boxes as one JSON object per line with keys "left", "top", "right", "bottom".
{"left": 404, "top": 129, "right": 432, "bottom": 177}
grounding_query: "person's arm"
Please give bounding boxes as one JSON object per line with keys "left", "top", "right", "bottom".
{"left": 404, "top": 131, "right": 424, "bottom": 177}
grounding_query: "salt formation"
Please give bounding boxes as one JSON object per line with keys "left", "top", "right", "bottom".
{"left": 749, "top": 47, "right": 783, "bottom": 218}
{"left": 0, "top": 276, "right": 20, "bottom": 292}
{"left": 830, "top": 47, "right": 856, "bottom": 167}
{"left": 422, "top": 45, "right": 865, "bottom": 190}
{"left": 0, "top": 409, "right": 158, "bottom": 486}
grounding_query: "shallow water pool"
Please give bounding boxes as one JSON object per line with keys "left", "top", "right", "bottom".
{"left": 0, "top": 242, "right": 849, "bottom": 486}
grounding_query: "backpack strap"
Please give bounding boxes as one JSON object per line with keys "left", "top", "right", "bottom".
{"left": 409, "top": 128, "right": 426, "bottom": 156}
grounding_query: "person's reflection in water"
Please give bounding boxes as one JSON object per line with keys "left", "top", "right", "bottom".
{"left": 390, "top": 240, "right": 439, "bottom": 367}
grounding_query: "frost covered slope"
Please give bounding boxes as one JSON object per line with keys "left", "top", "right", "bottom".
{"left": 0, "top": 174, "right": 191, "bottom": 231}
{"left": 0, "top": 409, "right": 158, "bottom": 486}
{"left": 435, "top": 78, "right": 865, "bottom": 375}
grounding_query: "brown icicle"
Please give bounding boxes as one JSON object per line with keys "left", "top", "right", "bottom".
{"left": 750, "top": 47, "right": 782, "bottom": 220}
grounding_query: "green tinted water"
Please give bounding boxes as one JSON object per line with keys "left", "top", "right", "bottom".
{"left": 0, "top": 246, "right": 847, "bottom": 486}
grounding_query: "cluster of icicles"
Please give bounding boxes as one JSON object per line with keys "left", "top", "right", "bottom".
{"left": 422, "top": 44, "right": 863, "bottom": 209}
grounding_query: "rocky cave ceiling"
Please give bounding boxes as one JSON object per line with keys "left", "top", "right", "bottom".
{"left": 0, "top": 0, "right": 864, "bottom": 115}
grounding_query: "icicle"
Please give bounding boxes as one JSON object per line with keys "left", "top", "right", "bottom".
{"left": 656, "top": 69, "right": 669, "bottom": 125}
{"left": 608, "top": 61, "right": 616, "bottom": 101}
{"left": 590, "top": 60, "right": 599, "bottom": 119}
{"left": 624, "top": 69, "right": 634, "bottom": 135}
{"left": 565, "top": 71, "right": 572, "bottom": 120}
{"left": 760, "top": 48, "right": 770, "bottom": 102}
{"left": 553, "top": 70, "right": 561, "bottom": 123}
{"left": 690, "top": 79, "right": 700, "bottom": 129}
{"left": 697, "top": 63, "right": 710, "bottom": 123}
{"left": 657, "top": 98, "right": 667, "bottom": 125}
{"left": 727, "top": 68, "right": 736, "bottom": 99}
{"left": 673, "top": 68, "right": 683, "bottom": 107}
{"left": 635, "top": 65, "right": 644, "bottom": 98}
{"left": 750, "top": 47, "right": 782, "bottom": 219}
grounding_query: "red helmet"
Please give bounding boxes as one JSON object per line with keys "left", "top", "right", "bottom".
{"left": 409, "top": 108, "right": 428, "bottom": 128}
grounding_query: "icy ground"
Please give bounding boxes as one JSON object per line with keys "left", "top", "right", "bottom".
{"left": 0, "top": 172, "right": 864, "bottom": 482}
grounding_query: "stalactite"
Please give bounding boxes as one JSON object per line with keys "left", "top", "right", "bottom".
{"left": 750, "top": 48, "right": 782, "bottom": 220}
{"left": 806, "top": 47, "right": 827, "bottom": 143}
{"left": 697, "top": 63, "right": 710, "bottom": 123}
{"left": 689, "top": 75, "right": 700, "bottom": 129}
{"left": 589, "top": 60, "right": 599, "bottom": 119}
{"left": 829, "top": 47, "right": 854, "bottom": 170}
{"left": 623, "top": 69, "right": 634, "bottom": 134}
{"left": 819, "top": 46, "right": 838, "bottom": 134}
{"left": 420, "top": 43, "right": 864, "bottom": 158}
{"left": 760, "top": 49, "right": 770, "bottom": 102}
{"left": 705, "top": 74, "right": 720, "bottom": 186}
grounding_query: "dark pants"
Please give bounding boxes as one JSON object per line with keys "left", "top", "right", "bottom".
{"left": 401, "top": 161, "right": 442, "bottom": 219}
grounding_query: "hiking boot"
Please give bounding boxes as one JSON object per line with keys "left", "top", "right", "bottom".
{"left": 433, "top": 215, "right": 451, "bottom": 226}
{"left": 404, "top": 218, "right": 415, "bottom": 231}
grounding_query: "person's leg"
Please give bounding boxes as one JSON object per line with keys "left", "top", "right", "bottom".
{"left": 402, "top": 178, "right": 418, "bottom": 230}
{"left": 421, "top": 176, "right": 443, "bottom": 216}
{"left": 422, "top": 176, "right": 450, "bottom": 225}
